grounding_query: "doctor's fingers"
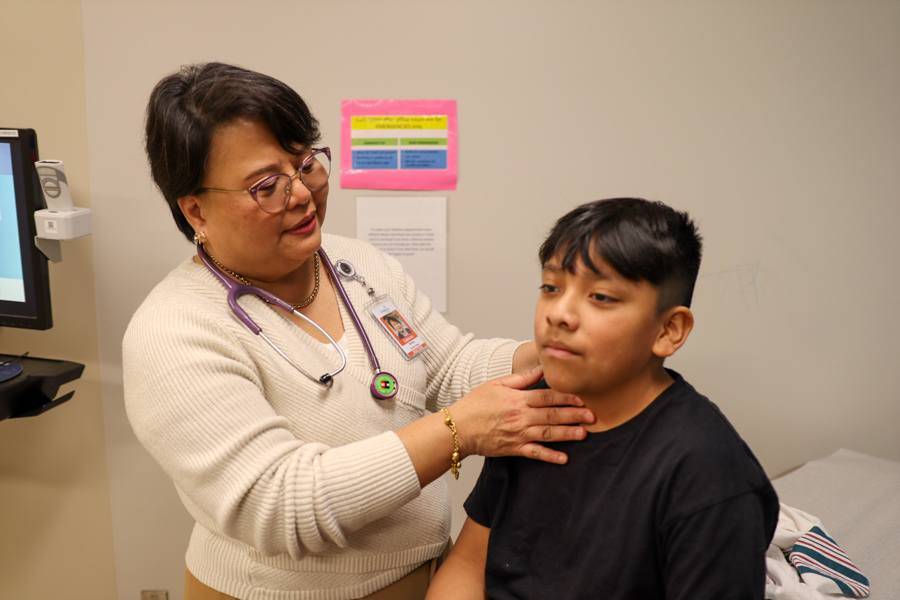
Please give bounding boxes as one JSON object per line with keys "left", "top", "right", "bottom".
{"left": 514, "top": 411, "right": 594, "bottom": 464}
{"left": 523, "top": 385, "right": 584, "bottom": 408}
{"left": 522, "top": 388, "right": 595, "bottom": 426}
{"left": 531, "top": 406, "right": 595, "bottom": 433}
{"left": 516, "top": 439, "right": 578, "bottom": 465}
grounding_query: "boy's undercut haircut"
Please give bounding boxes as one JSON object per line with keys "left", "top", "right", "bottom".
{"left": 539, "top": 198, "right": 703, "bottom": 310}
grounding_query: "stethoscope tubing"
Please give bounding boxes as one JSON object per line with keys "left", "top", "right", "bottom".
{"left": 196, "top": 244, "right": 347, "bottom": 384}
{"left": 318, "top": 248, "right": 382, "bottom": 375}
{"left": 196, "top": 243, "right": 397, "bottom": 399}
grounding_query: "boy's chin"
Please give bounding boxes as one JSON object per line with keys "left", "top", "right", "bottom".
{"left": 541, "top": 369, "right": 582, "bottom": 396}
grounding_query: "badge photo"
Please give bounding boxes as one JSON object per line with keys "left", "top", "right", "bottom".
{"left": 367, "top": 295, "right": 428, "bottom": 359}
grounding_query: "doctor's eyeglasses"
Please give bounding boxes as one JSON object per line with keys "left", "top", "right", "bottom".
{"left": 200, "top": 147, "right": 331, "bottom": 214}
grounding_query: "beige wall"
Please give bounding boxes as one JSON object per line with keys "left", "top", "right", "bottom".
{"left": 0, "top": 1, "right": 898, "bottom": 599}
{"left": 0, "top": 1, "right": 117, "bottom": 599}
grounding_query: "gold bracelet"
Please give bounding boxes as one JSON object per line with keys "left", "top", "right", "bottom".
{"left": 441, "top": 407, "right": 462, "bottom": 480}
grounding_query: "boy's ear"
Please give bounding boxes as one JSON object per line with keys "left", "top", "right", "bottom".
{"left": 652, "top": 307, "right": 694, "bottom": 358}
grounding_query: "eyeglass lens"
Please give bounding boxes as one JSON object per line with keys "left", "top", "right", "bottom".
{"left": 252, "top": 149, "right": 331, "bottom": 213}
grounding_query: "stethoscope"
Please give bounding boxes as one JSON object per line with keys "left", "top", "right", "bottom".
{"left": 197, "top": 244, "right": 399, "bottom": 400}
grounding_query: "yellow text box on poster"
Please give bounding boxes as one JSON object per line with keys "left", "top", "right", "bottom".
{"left": 352, "top": 116, "right": 448, "bottom": 130}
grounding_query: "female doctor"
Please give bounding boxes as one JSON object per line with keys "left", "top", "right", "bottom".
{"left": 123, "top": 62, "right": 593, "bottom": 600}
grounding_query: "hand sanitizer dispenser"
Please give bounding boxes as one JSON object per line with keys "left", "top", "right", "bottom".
{"left": 33, "top": 160, "right": 92, "bottom": 240}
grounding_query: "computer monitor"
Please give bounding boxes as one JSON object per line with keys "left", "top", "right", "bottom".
{"left": 0, "top": 128, "right": 52, "bottom": 330}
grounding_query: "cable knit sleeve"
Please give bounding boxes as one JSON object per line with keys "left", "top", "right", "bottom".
{"left": 122, "top": 270, "right": 422, "bottom": 561}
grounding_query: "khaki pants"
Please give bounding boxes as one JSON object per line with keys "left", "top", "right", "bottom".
{"left": 185, "top": 540, "right": 452, "bottom": 600}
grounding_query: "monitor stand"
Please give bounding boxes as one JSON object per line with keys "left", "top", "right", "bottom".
{"left": 0, "top": 354, "right": 84, "bottom": 421}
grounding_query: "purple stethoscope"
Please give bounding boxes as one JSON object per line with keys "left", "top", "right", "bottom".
{"left": 197, "top": 244, "right": 399, "bottom": 400}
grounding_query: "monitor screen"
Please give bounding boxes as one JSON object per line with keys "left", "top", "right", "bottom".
{"left": 0, "top": 128, "right": 52, "bottom": 330}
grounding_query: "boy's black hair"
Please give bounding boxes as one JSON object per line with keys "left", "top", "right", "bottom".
{"left": 539, "top": 198, "right": 703, "bottom": 310}
{"left": 145, "top": 62, "right": 321, "bottom": 241}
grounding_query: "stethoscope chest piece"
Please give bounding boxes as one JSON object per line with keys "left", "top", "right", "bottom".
{"left": 371, "top": 371, "right": 399, "bottom": 400}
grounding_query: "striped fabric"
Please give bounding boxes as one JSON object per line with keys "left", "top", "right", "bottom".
{"left": 788, "top": 526, "right": 870, "bottom": 597}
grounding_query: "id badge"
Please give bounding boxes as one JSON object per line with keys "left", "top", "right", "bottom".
{"left": 366, "top": 295, "right": 428, "bottom": 359}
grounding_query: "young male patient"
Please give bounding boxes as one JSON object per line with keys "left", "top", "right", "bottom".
{"left": 427, "top": 198, "right": 779, "bottom": 599}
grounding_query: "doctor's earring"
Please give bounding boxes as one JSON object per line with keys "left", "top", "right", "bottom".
{"left": 193, "top": 230, "right": 207, "bottom": 243}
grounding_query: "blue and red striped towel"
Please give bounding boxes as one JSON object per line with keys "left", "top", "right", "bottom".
{"left": 789, "top": 525, "right": 870, "bottom": 597}
{"left": 766, "top": 503, "right": 870, "bottom": 599}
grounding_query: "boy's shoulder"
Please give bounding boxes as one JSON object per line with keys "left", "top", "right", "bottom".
{"left": 635, "top": 371, "right": 773, "bottom": 516}
{"left": 533, "top": 370, "right": 749, "bottom": 463}
{"left": 647, "top": 371, "right": 759, "bottom": 464}
{"left": 532, "top": 371, "right": 771, "bottom": 509}
{"left": 646, "top": 372, "right": 743, "bottom": 444}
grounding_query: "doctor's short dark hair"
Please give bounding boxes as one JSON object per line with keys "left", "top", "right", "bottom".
{"left": 144, "top": 62, "right": 321, "bottom": 241}
{"left": 538, "top": 198, "right": 703, "bottom": 311}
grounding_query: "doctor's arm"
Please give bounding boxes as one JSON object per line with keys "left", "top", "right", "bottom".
{"left": 512, "top": 340, "right": 540, "bottom": 373}
{"left": 426, "top": 517, "right": 490, "bottom": 600}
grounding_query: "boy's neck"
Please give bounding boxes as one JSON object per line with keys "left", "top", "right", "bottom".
{"left": 580, "top": 367, "right": 675, "bottom": 433}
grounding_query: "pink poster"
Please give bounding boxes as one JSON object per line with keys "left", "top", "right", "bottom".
{"left": 340, "top": 99, "right": 457, "bottom": 191}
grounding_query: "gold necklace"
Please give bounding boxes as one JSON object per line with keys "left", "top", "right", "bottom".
{"left": 201, "top": 245, "right": 320, "bottom": 309}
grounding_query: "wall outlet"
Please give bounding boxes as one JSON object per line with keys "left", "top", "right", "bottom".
{"left": 141, "top": 591, "right": 168, "bottom": 600}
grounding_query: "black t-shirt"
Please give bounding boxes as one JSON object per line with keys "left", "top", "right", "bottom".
{"left": 464, "top": 371, "right": 778, "bottom": 600}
